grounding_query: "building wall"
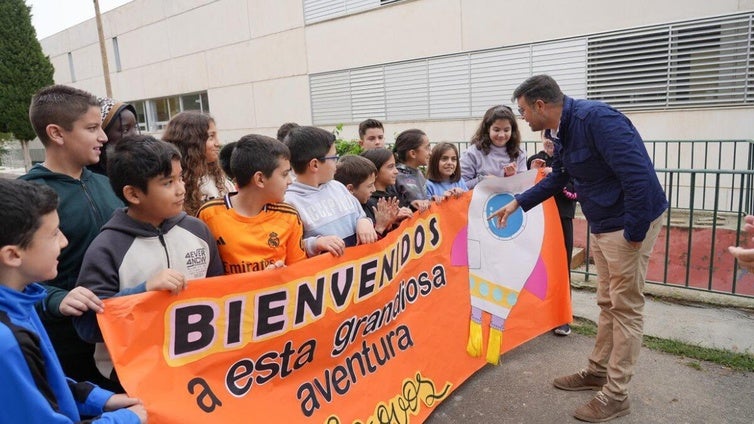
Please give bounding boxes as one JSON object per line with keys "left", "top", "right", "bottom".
{"left": 39, "top": 0, "right": 754, "bottom": 144}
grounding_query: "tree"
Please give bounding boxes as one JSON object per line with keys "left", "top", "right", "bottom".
{"left": 0, "top": 0, "right": 54, "bottom": 171}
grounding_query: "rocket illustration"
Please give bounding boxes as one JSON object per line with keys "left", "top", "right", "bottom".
{"left": 466, "top": 170, "right": 544, "bottom": 364}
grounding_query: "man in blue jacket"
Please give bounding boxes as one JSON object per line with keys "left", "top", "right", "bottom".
{"left": 489, "top": 75, "right": 667, "bottom": 423}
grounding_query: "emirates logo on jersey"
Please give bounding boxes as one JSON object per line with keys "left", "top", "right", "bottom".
{"left": 268, "top": 232, "right": 280, "bottom": 248}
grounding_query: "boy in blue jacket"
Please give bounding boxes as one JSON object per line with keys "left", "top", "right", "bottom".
{"left": 0, "top": 179, "right": 146, "bottom": 423}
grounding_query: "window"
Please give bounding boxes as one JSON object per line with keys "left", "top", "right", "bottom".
{"left": 128, "top": 92, "right": 211, "bottom": 133}
{"left": 181, "top": 93, "right": 202, "bottom": 111}
{"left": 470, "top": 47, "right": 530, "bottom": 116}
{"left": 588, "top": 13, "right": 752, "bottom": 109}
{"left": 309, "top": 11, "right": 752, "bottom": 124}
{"left": 67, "top": 52, "right": 76, "bottom": 82}
{"left": 310, "top": 71, "right": 352, "bottom": 124}
{"left": 112, "top": 37, "right": 122, "bottom": 72}
{"left": 385, "top": 60, "right": 429, "bottom": 121}
{"left": 131, "top": 101, "right": 148, "bottom": 132}
{"left": 309, "top": 40, "right": 587, "bottom": 124}
{"left": 303, "top": 0, "right": 404, "bottom": 24}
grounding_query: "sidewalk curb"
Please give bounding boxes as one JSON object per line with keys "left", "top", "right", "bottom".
{"left": 570, "top": 271, "right": 754, "bottom": 310}
{"left": 568, "top": 274, "right": 754, "bottom": 354}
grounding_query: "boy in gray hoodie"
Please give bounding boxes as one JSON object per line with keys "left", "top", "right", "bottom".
{"left": 73, "top": 136, "right": 223, "bottom": 384}
{"left": 284, "top": 126, "right": 377, "bottom": 257}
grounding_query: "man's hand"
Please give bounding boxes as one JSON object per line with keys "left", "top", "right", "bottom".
{"left": 146, "top": 269, "right": 187, "bottom": 295}
{"left": 59, "top": 286, "right": 104, "bottom": 316}
{"left": 487, "top": 199, "right": 520, "bottom": 228}
{"left": 627, "top": 240, "right": 642, "bottom": 250}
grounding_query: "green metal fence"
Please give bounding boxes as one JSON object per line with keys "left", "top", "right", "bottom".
{"left": 456, "top": 139, "right": 754, "bottom": 297}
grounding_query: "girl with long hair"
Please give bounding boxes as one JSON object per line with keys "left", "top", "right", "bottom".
{"left": 460, "top": 105, "right": 527, "bottom": 189}
{"left": 162, "top": 111, "right": 234, "bottom": 215}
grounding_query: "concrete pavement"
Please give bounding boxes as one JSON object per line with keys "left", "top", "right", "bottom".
{"left": 571, "top": 288, "right": 754, "bottom": 354}
{"left": 425, "top": 287, "right": 754, "bottom": 423}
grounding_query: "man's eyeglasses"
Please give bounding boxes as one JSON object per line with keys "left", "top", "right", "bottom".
{"left": 319, "top": 155, "right": 340, "bottom": 162}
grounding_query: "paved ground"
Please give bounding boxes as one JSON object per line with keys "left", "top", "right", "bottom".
{"left": 425, "top": 288, "right": 754, "bottom": 423}
{"left": 426, "top": 331, "right": 753, "bottom": 424}
{"left": 571, "top": 289, "right": 754, "bottom": 354}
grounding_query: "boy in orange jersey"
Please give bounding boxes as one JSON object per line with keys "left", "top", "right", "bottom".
{"left": 198, "top": 134, "right": 306, "bottom": 273}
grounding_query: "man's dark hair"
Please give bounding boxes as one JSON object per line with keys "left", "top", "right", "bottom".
{"left": 231, "top": 134, "right": 291, "bottom": 189}
{"left": 29, "top": 85, "right": 100, "bottom": 145}
{"left": 277, "top": 122, "right": 299, "bottom": 142}
{"left": 358, "top": 119, "right": 384, "bottom": 139}
{"left": 0, "top": 180, "right": 58, "bottom": 249}
{"left": 334, "top": 155, "right": 377, "bottom": 188}
{"left": 107, "top": 135, "right": 182, "bottom": 204}
{"left": 512, "top": 74, "right": 565, "bottom": 105}
{"left": 286, "top": 126, "right": 336, "bottom": 174}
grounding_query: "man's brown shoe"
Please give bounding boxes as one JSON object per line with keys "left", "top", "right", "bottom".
{"left": 553, "top": 369, "right": 606, "bottom": 391}
{"left": 573, "top": 391, "right": 631, "bottom": 422}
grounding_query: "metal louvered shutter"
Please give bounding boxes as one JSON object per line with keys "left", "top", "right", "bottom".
{"left": 588, "top": 13, "right": 752, "bottom": 109}
{"left": 309, "top": 12, "right": 752, "bottom": 123}
{"left": 304, "top": 0, "right": 381, "bottom": 24}
{"left": 310, "top": 71, "right": 351, "bottom": 125}
{"left": 533, "top": 39, "right": 587, "bottom": 99}
{"left": 351, "top": 67, "right": 386, "bottom": 121}
{"left": 303, "top": 0, "right": 346, "bottom": 24}
{"left": 385, "top": 60, "right": 429, "bottom": 121}
{"left": 470, "top": 47, "right": 531, "bottom": 115}
{"left": 429, "top": 55, "right": 471, "bottom": 119}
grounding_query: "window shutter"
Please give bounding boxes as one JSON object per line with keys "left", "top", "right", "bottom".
{"left": 385, "top": 60, "right": 429, "bottom": 121}
{"left": 429, "top": 55, "right": 471, "bottom": 119}
{"left": 350, "top": 66, "right": 386, "bottom": 121}
{"left": 533, "top": 39, "right": 587, "bottom": 99}
{"left": 470, "top": 47, "right": 531, "bottom": 115}
{"left": 310, "top": 71, "right": 352, "bottom": 125}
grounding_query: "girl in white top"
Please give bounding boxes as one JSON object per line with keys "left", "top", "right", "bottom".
{"left": 460, "top": 105, "right": 527, "bottom": 189}
{"left": 163, "top": 111, "right": 234, "bottom": 216}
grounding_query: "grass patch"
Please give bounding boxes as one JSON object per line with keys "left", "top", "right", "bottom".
{"left": 643, "top": 335, "right": 754, "bottom": 372}
{"left": 571, "top": 317, "right": 597, "bottom": 336}
{"left": 685, "top": 361, "right": 702, "bottom": 371}
{"left": 572, "top": 317, "right": 754, "bottom": 372}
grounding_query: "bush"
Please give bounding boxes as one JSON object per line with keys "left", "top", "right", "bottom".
{"left": 333, "top": 124, "right": 362, "bottom": 156}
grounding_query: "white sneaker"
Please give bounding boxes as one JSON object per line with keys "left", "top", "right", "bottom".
{"left": 553, "top": 324, "right": 572, "bottom": 336}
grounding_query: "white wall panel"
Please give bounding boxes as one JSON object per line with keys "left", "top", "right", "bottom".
{"left": 253, "top": 76, "right": 311, "bottom": 127}
{"left": 248, "top": 0, "right": 305, "bottom": 37}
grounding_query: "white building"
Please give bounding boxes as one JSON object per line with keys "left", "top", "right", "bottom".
{"left": 39, "top": 0, "right": 754, "bottom": 146}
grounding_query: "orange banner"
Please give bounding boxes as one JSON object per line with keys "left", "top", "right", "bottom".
{"left": 98, "top": 189, "right": 570, "bottom": 423}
